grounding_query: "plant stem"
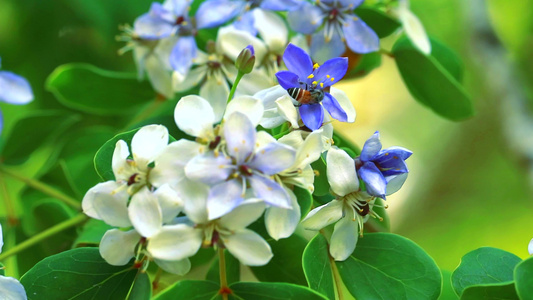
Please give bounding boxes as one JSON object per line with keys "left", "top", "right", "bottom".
{"left": 227, "top": 72, "right": 244, "bottom": 103}
{"left": 329, "top": 255, "right": 345, "bottom": 300}
{"left": 379, "top": 48, "right": 395, "bottom": 58}
{"left": 0, "top": 165, "right": 80, "bottom": 210}
{"left": 0, "top": 172, "right": 18, "bottom": 225}
{"left": 218, "top": 247, "right": 229, "bottom": 300}
{"left": 0, "top": 213, "right": 88, "bottom": 261}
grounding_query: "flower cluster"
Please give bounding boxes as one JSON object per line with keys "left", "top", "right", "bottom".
{"left": 0, "top": 58, "right": 33, "bottom": 134}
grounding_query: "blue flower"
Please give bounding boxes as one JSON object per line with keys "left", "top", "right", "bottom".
{"left": 287, "top": 0, "right": 379, "bottom": 62}
{"left": 355, "top": 131, "right": 412, "bottom": 198}
{"left": 0, "top": 58, "right": 33, "bottom": 134}
{"left": 195, "top": 0, "right": 300, "bottom": 35}
{"left": 275, "top": 43, "right": 350, "bottom": 131}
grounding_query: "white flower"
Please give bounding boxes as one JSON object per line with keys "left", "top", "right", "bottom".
{"left": 148, "top": 200, "right": 273, "bottom": 266}
{"left": 0, "top": 224, "right": 27, "bottom": 300}
{"left": 529, "top": 238, "right": 533, "bottom": 256}
{"left": 395, "top": 0, "right": 431, "bottom": 55}
{"left": 301, "top": 147, "right": 383, "bottom": 261}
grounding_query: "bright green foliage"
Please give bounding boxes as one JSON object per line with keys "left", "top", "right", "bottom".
{"left": 336, "top": 233, "right": 442, "bottom": 300}
{"left": 355, "top": 7, "right": 401, "bottom": 38}
{"left": 93, "top": 128, "right": 140, "bottom": 181}
{"left": 392, "top": 37, "right": 474, "bottom": 121}
{"left": 46, "top": 63, "right": 156, "bottom": 115}
{"left": 346, "top": 52, "right": 382, "bottom": 79}
{"left": 206, "top": 250, "right": 241, "bottom": 285}
{"left": 451, "top": 247, "right": 521, "bottom": 297}
{"left": 514, "top": 256, "right": 533, "bottom": 299}
{"left": 154, "top": 280, "right": 221, "bottom": 300}
{"left": 302, "top": 235, "right": 335, "bottom": 300}
{"left": 127, "top": 272, "right": 153, "bottom": 300}
{"left": 460, "top": 283, "right": 518, "bottom": 300}
{"left": 228, "top": 282, "right": 328, "bottom": 300}
{"left": 20, "top": 248, "right": 138, "bottom": 299}
{"left": 311, "top": 155, "right": 330, "bottom": 197}
{"left": 440, "top": 270, "right": 459, "bottom": 300}
{"left": 73, "top": 219, "right": 113, "bottom": 247}
{"left": 294, "top": 186, "right": 313, "bottom": 218}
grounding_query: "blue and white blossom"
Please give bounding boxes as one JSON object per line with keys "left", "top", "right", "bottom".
{"left": 0, "top": 224, "right": 27, "bottom": 299}
{"left": 301, "top": 147, "right": 382, "bottom": 261}
{"left": 287, "top": 0, "right": 379, "bottom": 62}
{"left": 355, "top": 131, "right": 412, "bottom": 199}
{"left": 0, "top": 57, "right": 34, "bottom": 134}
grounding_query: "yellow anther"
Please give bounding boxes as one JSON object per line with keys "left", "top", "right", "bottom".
{"left": 182, "top": 21, "right": 188, "bottom": 26}
{"left": 326, "top": 75, "right": 330, "bottom": 78}
{"left": 242, "top": 140, "right": 246, "bottom": 144}
{"left": 320, "top": 82, "right": 324, "bottom": 88}
{"left": 353, "top": 17, "right": 359, "bottom": 21}
{"left": 314, "top": 170, "right": 320, "bottom": 176}
{"left": 330, "top": 78, "right": 334, "bottom": 81}
{"left": 234, "top": 147, "right": 239, "bottom": 152}
{"left": 307, "top": 74, "right": 315, "bottom": 79}
{"left": 385, "top": 153, "right": 389, "bottom": 156}
{"left": 313, "top": 63, "right": 320, "bottom": 69}
{"left": 312, "top": 80, "right": 318, "bottom": 85}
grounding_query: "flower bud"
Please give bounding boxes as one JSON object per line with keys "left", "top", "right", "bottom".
{"left": 235, "top": 45, "right": 255, "bottom": 74}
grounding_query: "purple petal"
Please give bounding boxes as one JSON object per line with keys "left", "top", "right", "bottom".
{"left": 149, "top": 2, "right": 176, "bottom": 23}
{"left": 185, "top": 153, "right": 233, "bottom": 185}
{"left": 380, "top": 159, "right": 408, "bottom": 176}
{"left": 207, "top": 179, "right": 244, "bottom": 219}
{"left": 283, "top": 43, "right": 314, "bottom": 80}
{"left": 378, "top": 147, "right": 413, "bottom": 160}
{"left": 224, "top": 112, "right": 256, "bottom": 164}
{"left": 313, "top": 57, "right": 348, "bottom": 88}
{"left": 338, "top": 0, "right": 364, "bottom": 7}
{"left": 133, "top": 13, "right": 174, "bottom": 39}
{"left": 310, "top": 30, "right": 346, "bottom": 64}
{"left": 322, "top": 93, "right": 348, "bottom": 122}
{"left": 275, "top": 71, "right": 300, "bottom": 89}
{"left": 248, "top": 142, "right": 296, "bottom": 175}
{"left": 234, "top": 11, "right": 257, "bottom": 36}
{"left": 249, "top": 176, "right": 291, "bottom": 208}
{"left": 165, "top": 0, "right": 192, "bottom": 16}
{"left": 0, "top": 109, "right": 3, "bottom": 134}
{"left": 343, "top": 18, "right": 380, "bottom": 54}
{"left": 359, "top": 162, "right": 387, "bottom": 198}
{"left": 0, "top": 71, "right": 33, "bottom": 105}
{"left": 261, "top": 0, "right": 301, "bottom": 10}
{"left": 170, "top": 36, "right": 197, "bottom": 75}
{"left": 385, "top": 173, "right": 408, "bottom": 196}
{"left": 299, "top": 104, "right": 324, "bottom": 131}
{"left": 287, "top": 2, "right": 323, "bottom": 34}
{"left": 360, "top": 131, "right": 381, "bottom": 162}
{"left": 195, "top": 0, "right": 245, "bottom": 29}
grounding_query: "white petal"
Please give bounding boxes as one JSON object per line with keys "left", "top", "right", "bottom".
{"left": 154, "top": 258, "right": 191, "bottom": 275}
{"left": 217, "top": 25, "right": 268, "bottom": 63}
{"left": 253, "top": 9, "right": 288, "bottom": 54}
{"left": 82, "top": 181, "right": 131, "bottom": 227}
{"left": 256, "top": 85, "right": 289, "bottom": 129}
{"left": 0, "top": 223, "right": 3, "bottom": 253}
{"left": 200, "top": 75, "right": 230, "bottom": 122}
{"left": 174, "top": 95, "right": 216, "bottom": 138}
{"left": 276, "top": 95, "right": 299, "bottom": 128}
{"left": 330, "top": 216, "right": 358, "bottom": 261}
{"left": 129, "top": 187, "right": 162, "bottom": 238}
{"left": 147, "top": 224, "right": 203, "bottom": 261}
{"left": 150, "top": 139, "right": 202, "bottom": 187}
{"left": 529, "top": 238, "right": 533, "bottom": 255}
{"left": 329, "top": 87, "right": 355, "bottom": 123}
{"left": 131, "top": 125, "right": 169, "bottom": 169}
{"left": 112, "top": 140, "right": 132, "bottom": 182}
{"left": 295, "top": 131, "right": 323, "bottom": 168}
{"left": 144, "top": 53, "right": 174, "bottom": 99}
{"left": 0, "top": 276, "right": 27, "bottom": 300}
{"left": 327, "top": 147, "right": 359, "bottom": 197}
{"left": 100, "top": 229, "right": 140, "bottom": 265}
{"left": 154, "top": 184, "right": 183, "bottom": 222}
{"left": 235, "top": 70, "right": 276, "bottom": 96}
{"left": 223, "top": 228, "right": 273, "bottom": 266}
{"left": 301, "top": 200, "right": 343, "bottom": 230}
{"left": 219, "top": 200, "right": 265, "bottom": 230}
{"left": 385, "top": 173, "right": 408, "bottom": 196}
{"left": 278, "top": 131, "right": 304, "bottom": 149}
{"left": 255, "top": 131, "right": 276, "bottom": 149}
{"left": 175, "top": 178, "right": 210, "bottom": 224}
{"left": 172, "top": 66, "right": 207, "bottom": 93}
{"left": 224, "top": 96, "right": 264, "bottom": 126}
{"left": 207, "top": 180, "right": 245, "bottom": 220}
{"left": 264, "top": 188, "right": 300, "bottom": 240}
{"left": 400, "top": 9, "right": 431, "bottom": 55}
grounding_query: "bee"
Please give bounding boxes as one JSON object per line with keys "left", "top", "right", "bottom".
{"left": 287, "top": 87, "right": 324, "bottom": 106}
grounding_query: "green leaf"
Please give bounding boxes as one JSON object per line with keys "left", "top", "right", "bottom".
{"left": 346, "top": 52, "right": 382, "bottom": 79}
{"left": 392, "top": 37, "right": 474, "bottom": 120}
{"left": 1, "top": 110, "right": 80, "bottom": 165}
{"left": 336, "top": 232, "right": 441, "bottom": 300}
{"left": 206, "top": 250, "right": 240, "bottom": 285}
{"left": 451, "top": 247, "right": 521, "bottom": 296}
{"left": 302, "top": 235, "right": 335, "bottom": 300}
{"left": 355, "top": 7, "right": 401, "bottom": 38}
{"left": 440, "top": 270, "right": 459, "bottom": 300}
{"left": 229, "top": 282, "right": 327, "bottom": 300}
{"left": 294, "top": 186, "right": 313, "bottom": 218}
{"left": 332, "top": 132, "right": 360, "bottom": 155}
{"left": 46, "top": 63, "right": 156, "bottom": 115}
{"left": 250, "top": 234, "right": 308, "bottom": 285}
{"left": 311, "top": 155, "right": 330, "bottom": 197}
{"left": 154, "top": 280, "right": 220, "bottom": 300}
{"left": 460, "top": 283, "right": 518, "bottom": 300}
{"left": 20, "top": 247, "right": 138, "bottom": 299}
{"left": 127, "top": 272, "right": 152, "bottom": 300}
{"left": 514, "top": 256, "right": 533, "bottom": 299}
{"left": 429, "top": 39, "right": 464, "bottom": 83}
{"left": 73, "top": 219, "right": 113, "bottom": 247}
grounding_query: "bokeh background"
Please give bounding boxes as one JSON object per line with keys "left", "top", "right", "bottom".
{"left": 0, "top": 0, "right": 532, "bottom": 293}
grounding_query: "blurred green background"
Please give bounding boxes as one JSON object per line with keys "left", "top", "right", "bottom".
{"left": 0, "top": 0, "right": 532, "bottom": 289}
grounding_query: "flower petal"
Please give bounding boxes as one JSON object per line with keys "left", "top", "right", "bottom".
{"left": 330, "top": 216, "right": 358, "bottom": 261}
{"left": 144, "top": 51, "right": 174, "bottom": 99}
{"left": 200, "top": 76, "right": 231, "bottom": 122}
{"left": 154, "top": 258, "right": 191, "bottom": 275}
{"left": 249, "top": 176, "right": 291, "bottom": 209}
{"left": 154, "top": 184, "right": 183, "bottom": 222}
{"left": 147, "top": 224, "right": 203, "bottom": 261}
{"left": 170, "top": 36, "right": 198, "bottom": 75}
{"left": 207, "top": 179, "right": 245, "bottom": 220}
{"left": 217, "top": 26, "right": 267, "bottom": 63}
{"left": 261, "top": 0, "right": 301, "bottom": 10}
{"left": 0, "top": 276, "right": 27, "bottom": 299}
{"left": 360, "top": 132, "right": 382, "bottom": 162}
{"left": 310, "top": 30, "right": 346, "bottom": 64}
{"left": 282, "top": 43, "right": 314, "bottom": 80}
{"left": 275, "top": 70, "right": 300, "bottom": 90}
{"left": 264, "top": 188, "right": 300, "bottom": 240}
{"left": 174, "top": 95, "right": 216, "bottom": 138}
{"left": 322, "top": 93, "right": 348, "bottom": 122}
{"left": 133, "top": 12, "right": 174, "bottom": 39}
{"left": 82, "top": 181, "right": 131, "bottom": 227}
{"left": 172, "top": 66, "right": 207, "bottom": 93}
{"left": 359, "top": 162, "right": 387, "bottom": 198}
{"left": 276, "top": 95, "right": 300, "bottom": 128}
{"left": 529, "top": 238, "right": 533, "bottom": 256}
{"left": 195, "top": 0, "right": 244, "bottom": 29}
{"left": 219, "top": 200, "right": 265, "bottom": 230}
{"left": 131, "top": 125, "right": 169, "bottom": 169}
{"left": 343, "top": 18, "right": 380, "bottom": 54}
{"left": 301, "top": 200, "right": 343, "bottom": 230}
{"left": 224, "top": 96, "right": 264, "bottom": 126}
{"left": 385, "top": 173, "right": 408, "bottom": 196}
{"left": 249, "top": 142, "right": 296, "bottom": 175}
{"left": 151, "top": 139, "right": 202, "bottom": 187}
{"left": 330, "top": 87, "right": 355, "bottom": 123}
{"left": 327, "top": 147, "right": 358, "bottom": 196}
{"left": 253, "top": 9, "right": 288, "bottom": 54}
{"left": 112, "top": 140, "right": 132, "bottom": 182}
{"left": 313, "top": 57, "right": 348, "bottom": 88}
{"left": 100, "top": 229, "right": 140, "bottom": 265}
{"left": 223, "top": 228, "right": 273, "bottom": 266}
{"left": 129, "top": 187, "right": 162, "bottom": 238}
{"left": 185, "top": 153, "right": 233, "bottom": 185}
{"left": 176, "top": 178, "right": 210, "bottom": 224}
{"left": 299, "top": 104, "right": 324, "bottom": 131}
{"left": 233, "top": 10, "right": 257, "bottom": 36}
{"left": 400, "top": 9, "right": 431, "bottom": 55}
{"left": 287, "top": 2, "right": 323, "bottom": 35}
{"left": 0, "top": 71, "right": 33, "bottom": 105}
{"left": 224, "top": 112, "right": 256, "bottom": 164}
